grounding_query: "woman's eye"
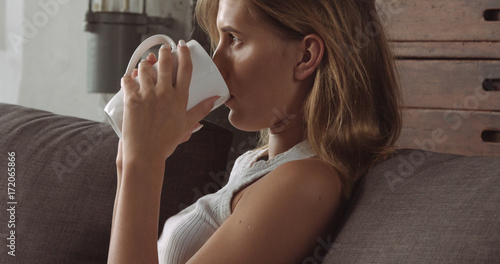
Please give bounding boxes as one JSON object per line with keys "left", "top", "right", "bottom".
{"left": 229, "top": 33, "right": 241, "bottom": 45}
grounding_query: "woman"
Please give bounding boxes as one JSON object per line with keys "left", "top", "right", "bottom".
{"left": 108, "top": 0, "right": 401, "bottom": 263}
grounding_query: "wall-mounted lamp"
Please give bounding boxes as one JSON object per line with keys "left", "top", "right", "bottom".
{"left": 84, "top": 0, "right": 172, "bottom": 94}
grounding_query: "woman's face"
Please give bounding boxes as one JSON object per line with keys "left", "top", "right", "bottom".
{"left": 213, "top": 0, "right": 307, "bottom": 132}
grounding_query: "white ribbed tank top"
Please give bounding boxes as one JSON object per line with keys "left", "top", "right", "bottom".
{"left": 157, "top": 141, "right": 315, "bottom": 263}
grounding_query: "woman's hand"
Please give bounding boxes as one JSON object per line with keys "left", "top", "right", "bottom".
{"left": 115, "top": 52, "right": 156, "bottom": 174}
{"left": 119, "top": 40, "right": 219, "bottom": 166}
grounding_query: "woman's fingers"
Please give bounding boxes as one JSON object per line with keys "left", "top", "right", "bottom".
{"left": 138, "top": 59, "right": 155, "bottom": 91}
{"left": 186, "top": 96, "right": 220, "bottom": 127}
{"left": 131, "top": 53, "right": 156, "bottom": 79}
{"left": 156, "top": 45, "right": 174, "bottom": 92}
{"left": 121, "top": 75, "right": 139, "bottom": 95}
{"left": 175, "top": 40, "right": 193, "bottom": 100}
{"left": 191, "top": 123, "right": 204, "bottom": 133}
{"left": 146, "top": 52, "right": 157, "bottom": 65}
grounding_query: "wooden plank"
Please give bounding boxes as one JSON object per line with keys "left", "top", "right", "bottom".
{"left": 390, "top": 42, "right": 500, "bottom": 59}
{"left": 398, "top": 109, "right": 500, "bottom": 157}
{"left": 376, "top": 0, "right": 500, "bottom": 41}
{"left": 396, "top": 60, "right": 500, "bottom": 111}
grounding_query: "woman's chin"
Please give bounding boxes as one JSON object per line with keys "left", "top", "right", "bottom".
{"left": 227, "top": 110, "right": 265, "bottom": 133}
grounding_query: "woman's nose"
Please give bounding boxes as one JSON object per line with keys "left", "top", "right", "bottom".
{"left": 212, "top": 47, "right": 229, "bottom": 81}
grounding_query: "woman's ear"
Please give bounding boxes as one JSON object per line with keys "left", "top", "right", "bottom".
{"left": 295, "top": 34, "right": 324, "bottom": 81}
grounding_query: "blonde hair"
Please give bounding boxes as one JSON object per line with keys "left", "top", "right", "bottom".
{"left": 195, "top": 0, "right": 402, "bottom": 198}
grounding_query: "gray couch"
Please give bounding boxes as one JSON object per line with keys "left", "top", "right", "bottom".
{"left": 0, "top": 103, "right": 499, "bottom": 263}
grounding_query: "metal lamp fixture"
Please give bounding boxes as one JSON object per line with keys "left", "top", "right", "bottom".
{"left": 84, "top": 0, "right": 172, "bottom": 94}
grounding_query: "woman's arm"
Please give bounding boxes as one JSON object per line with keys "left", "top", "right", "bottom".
{"left": 110, "top": 140, "right": 122, "bottom": 245}
{"left": 108, "top": 159, "right": 165, "bottom": 263}
{"left": 187, "top": 158, "right": 342, "bottom": 264}
{"left": 107, "top": 40, "right": 218, "bottom": 264}
{"left": 110, "top": 54, "right": 157, "bottom": 244}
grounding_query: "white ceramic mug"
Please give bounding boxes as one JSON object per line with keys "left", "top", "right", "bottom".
{"left": 104, "top": 34, "right": 229, "bottom": 138}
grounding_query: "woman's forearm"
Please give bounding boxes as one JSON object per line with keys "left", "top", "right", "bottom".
{"left": 110, "top": 140, "right": 124, "bottom": 243}
{"left": 108, "top": 160, "right": 165, "bottom": 264}
{"left": 110, "top": 171, "right": 121, "bottom": 243}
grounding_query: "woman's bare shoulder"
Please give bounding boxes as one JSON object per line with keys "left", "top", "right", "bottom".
{"left": 266, "top": 157, "right": 342, "bottom": 198}
{"left": 242, "top": 157, "right": 343, "bottom": 217}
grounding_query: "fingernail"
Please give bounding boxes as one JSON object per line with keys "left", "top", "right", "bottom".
{"left": 191, "top": 124, "right": 204, "bottom": 133}
{"left": 160, "top": 44, "right": 170, "bottom": 50}
{"left": 179, "top": 39, "right": 187, "bottom": 47}
{"left": 131, "top": 69, "right": 138, "bottom": 78}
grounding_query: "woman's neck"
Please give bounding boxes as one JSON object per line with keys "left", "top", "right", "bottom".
{"left": 267, "top": 123, "right": 305, "bottom": 159}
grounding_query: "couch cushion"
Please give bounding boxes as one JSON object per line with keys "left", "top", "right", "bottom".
{"left": 322, "top": 149, "right": 500, "bottom": 264}
{"left": 0, "top": 103, "right": 232, "bottom": 264}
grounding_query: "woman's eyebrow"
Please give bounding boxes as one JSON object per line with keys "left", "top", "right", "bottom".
{"left": 220, "top": 25, "right": 242, "bottom": 34}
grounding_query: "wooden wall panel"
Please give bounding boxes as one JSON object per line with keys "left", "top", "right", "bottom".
{"left": 377, "top": 0, "right": 500, "bottom": 41}
{"left": 397, "top": 60, "right": 500, "bottom": 111}
{"left": 397, "top": 109, "right": 500, "bottom": 157}
{"left": 391, "top": 42, "right": 500, "bottom": 59}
